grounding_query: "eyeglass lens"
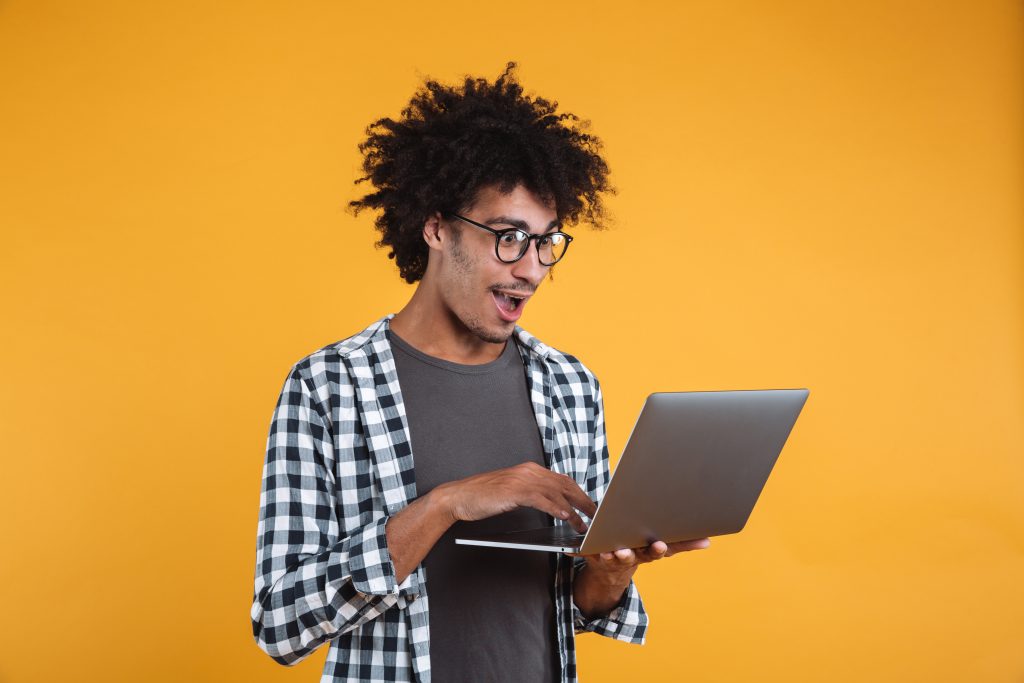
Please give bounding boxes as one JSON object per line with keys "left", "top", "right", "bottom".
{"left": 497, "top": 231, "right": 569, "bottom": 265}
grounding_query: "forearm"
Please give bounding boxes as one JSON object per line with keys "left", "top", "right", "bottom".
{"left": 252, "top": 515, "right": 406, "bottom": 664}
{"left": 253, "top": 502, "right": 451, "bottom": 664}
{"left": 385, "top": 487, "right": 456, "bottom": 583}
{"left": 572, "top": 562, "right": 633, "bottom": 619}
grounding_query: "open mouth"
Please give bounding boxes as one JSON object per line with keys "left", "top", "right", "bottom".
{"left": 491, "top": 290, "right": 529, "bottom": 321}
{"left": 494, "top": 292, "right": 525, "bottom": 312}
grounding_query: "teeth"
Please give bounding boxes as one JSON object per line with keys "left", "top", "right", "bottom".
{"left": 495, "top": 292, "right": 523, "bottom": 312}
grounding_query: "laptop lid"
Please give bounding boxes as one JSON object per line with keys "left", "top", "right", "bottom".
{"left": 576, "top": 389, "right": 808, "bottom": 554}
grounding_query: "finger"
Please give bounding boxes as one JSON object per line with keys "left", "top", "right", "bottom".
{"left": 630, "top": 543, "right": 666, "bottom": 564}
{"left": 549, "top": 474, "right": 597, "bottom": 517}
{"left": 565, "top": 510, "right": 588, "bottom": 534}
{"left": 613, "top": 548, "right": 635, "bottom": 564}
{"left": 530, "top": 492, "right": 589, "bottom": 534}
{"left": 523, "top": 492, "right": 577, "bottom": 528}
{"left": 647, "top": 541, "right": 671, "bottom": 562}
{"left": 664, "top": 538, "right": 711, "bottom": 556}
{"left": 571, "top": 551, "right": 613, "bottom": 562}
{"left": 542, "top": 492, "right": 588, "bottom": 533}
{"left": 553, "top": 496, "right": 589, "bottom": 534}
{"left": 565, "top": 549, "right": 615, "bottom": 562}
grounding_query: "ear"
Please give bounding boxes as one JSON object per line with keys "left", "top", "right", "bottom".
{"left": 423, "top": 212, "right": 445, "bottom": 251}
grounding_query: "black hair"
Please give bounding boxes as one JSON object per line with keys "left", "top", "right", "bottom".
{"left": 348, "top": 61, "right": 614, "bottom": 283}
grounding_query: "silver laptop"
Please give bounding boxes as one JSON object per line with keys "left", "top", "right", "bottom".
{"left": 455, "top": 389, "right": 809, "bottom": 553}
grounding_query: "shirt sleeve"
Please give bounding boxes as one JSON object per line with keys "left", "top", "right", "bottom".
{"left": 571, "top": 558, "right": 648, "bottom": 642}
{"left": 250, "top": 363, "right": 419, "bottom": 666}
{"left": 571, "top": 374, "right": 649, "bottom": 644}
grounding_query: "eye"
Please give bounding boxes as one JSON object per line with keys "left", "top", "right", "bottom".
{"left": 499, "top": 231, "right": 527, "bottom": 244}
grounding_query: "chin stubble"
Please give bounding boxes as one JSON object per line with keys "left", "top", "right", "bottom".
{"left": 462, "top": 311, "right": 512, "bottom": 344}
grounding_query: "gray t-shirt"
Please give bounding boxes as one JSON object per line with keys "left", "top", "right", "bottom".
{"left": 388, "top": 329, "right": 559, "bottom": 683}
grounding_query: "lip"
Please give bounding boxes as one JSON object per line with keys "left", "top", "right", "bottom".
{"left": 491, "top": 290, "right": 530, "bottom": 323}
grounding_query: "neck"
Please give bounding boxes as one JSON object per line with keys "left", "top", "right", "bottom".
{"left": 389, "top": 279, "right": 507, "bottom": 365}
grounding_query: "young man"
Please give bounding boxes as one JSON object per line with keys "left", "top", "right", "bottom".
{"left": 251, "top": 62, "right": 709, "bottom": 682}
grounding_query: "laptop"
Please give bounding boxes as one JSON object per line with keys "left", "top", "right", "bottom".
{"left": 455, "top": 389, "right": 809, "bottom": 553}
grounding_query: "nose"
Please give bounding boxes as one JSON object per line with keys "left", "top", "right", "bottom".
{"left": 509, "top": 239, "right": 548, "bottom": 285}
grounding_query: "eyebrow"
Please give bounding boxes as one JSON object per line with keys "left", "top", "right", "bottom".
{"left": 484, "top": 215, "right": 562, "bottom": 233}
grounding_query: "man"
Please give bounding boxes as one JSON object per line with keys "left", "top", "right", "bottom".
{"left": 251, "top": 62, "right": 709, "bottom": 682}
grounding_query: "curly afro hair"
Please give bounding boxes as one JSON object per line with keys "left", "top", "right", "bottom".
{"left": 348, "top": 61, "right": 614, "bottom": 283}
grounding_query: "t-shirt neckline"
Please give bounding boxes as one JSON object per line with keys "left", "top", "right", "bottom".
{"left": 387, "top": 328, "right": 519, "bottom": 375}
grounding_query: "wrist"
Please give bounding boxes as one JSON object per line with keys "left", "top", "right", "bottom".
{"left": 426, "top": 483, "right": 458, "bottom": 527}
{"left": 574, "top": 562, "right": 631, "bottom": 619}
{"left": 581, "top": 560, "right": 634, "bottom": 590}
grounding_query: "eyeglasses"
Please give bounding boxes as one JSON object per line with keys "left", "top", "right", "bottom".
{"left": 444, "top": 212, "right": 574, "bottom": 266}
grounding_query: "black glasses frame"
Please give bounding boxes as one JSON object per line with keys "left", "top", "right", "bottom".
{"left": 444, "top": 212, "right": 574, "bottom": 266}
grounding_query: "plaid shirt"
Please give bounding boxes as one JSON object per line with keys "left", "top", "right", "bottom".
{"left": 251, "top": 314, "right": 648, "bottom": 682}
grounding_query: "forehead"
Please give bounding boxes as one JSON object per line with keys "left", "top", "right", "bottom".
{"left": 466, "top": 183, "right": 557, "bottom": 220}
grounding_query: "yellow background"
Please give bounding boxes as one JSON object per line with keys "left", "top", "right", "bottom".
{"left": 1, "top": 1, "right": 1021, "bottom": 681}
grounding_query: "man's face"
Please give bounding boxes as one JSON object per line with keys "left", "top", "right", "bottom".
{"left": 436, "top": 183, "right": 560, "bottom": 344}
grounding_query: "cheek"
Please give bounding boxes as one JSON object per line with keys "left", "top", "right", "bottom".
{"left": 450, "top": 251, "right": 493, "bottom": 289}
{"left": 441, "top": 253, "right": 485, "bottom": 307}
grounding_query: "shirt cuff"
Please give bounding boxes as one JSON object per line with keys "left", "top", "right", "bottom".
{"left": 329, "top": 515, "right": 420, "bottom": 599}
{"left": 571, "top": 560, "right": 648, "bottom": 644}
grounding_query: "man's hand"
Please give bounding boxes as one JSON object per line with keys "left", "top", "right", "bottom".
{"left": 386, "top": 461, "right": 595, "bottom": 584}
{"left": 571, "top": 538, "right": 711, "bottom": 619}
{"left": 434, "top": 461, "right": 597, "bottom": 533}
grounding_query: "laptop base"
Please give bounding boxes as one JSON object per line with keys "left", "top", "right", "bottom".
{"left": 455, "top": 527, "right": 586, "bottom": 553}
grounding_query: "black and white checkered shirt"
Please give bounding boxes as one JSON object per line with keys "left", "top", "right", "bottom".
{"left": 251, "top": 315, "right": 648, "bottom": 682}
